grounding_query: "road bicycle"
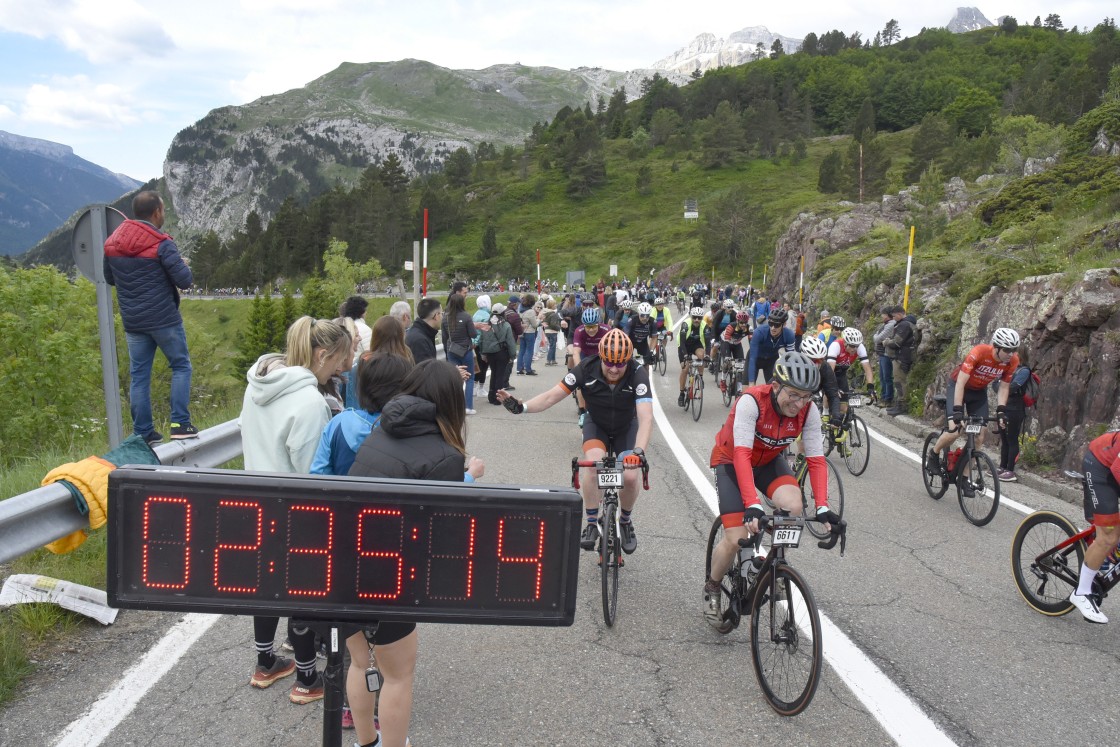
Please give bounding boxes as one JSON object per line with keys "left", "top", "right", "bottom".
{"left": 1011, "top": 501, "right": 1118, "bottom": 617}
{"left": 653, "top": 330, "right": 669, "bottom": 376}
{"left": 921, "top": 406, "right": 1001, "bottom": 526}
{"left": 778, "top": 450, "right": 846, "bottom": 540}
{"left": 720, "top": 358, "right": 746, "bottom": 407}
{"left": 704, "top": 512, "right": 846, "bottom": 715}
{"left": 682, "top": 356, "right": 705, "bottom": 421}
{"left": 822, "top": 393, "right": 872, "bottom": 477}
{"left": 571, "top": 449, "right": 650, "bottom": 627}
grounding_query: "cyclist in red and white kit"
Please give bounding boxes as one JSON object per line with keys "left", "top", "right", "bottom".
{"left": 703, "top": 352, "right": 836, "bottom": 624}
{"left": 718, "top": 309, "right": 752, "bottom": 395}
{"left": 826, "top": 327, "right": 876, "bottom": 411}
{"left": 1070, "top": 430, "right": 1120, "bottom": 623}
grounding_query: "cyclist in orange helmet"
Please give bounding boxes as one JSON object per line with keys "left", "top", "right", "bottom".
{"left": 498, "top": 328, "right": 653, "bottom": 554}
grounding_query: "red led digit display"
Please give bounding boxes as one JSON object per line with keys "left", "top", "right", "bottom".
{"left": 213, "top": 500, "right": 262, "bottom": 593}
{"left": 427, "top": 513, "right": 476, "bottom": 600}
{"left": 141, "top": 496, "right": 191, "bottom": 590}
{"left": 108, "top": 467, "right": 581, "bottom": 627}
{"left": 357, "top": 508, "right": 404, "bottom": 600}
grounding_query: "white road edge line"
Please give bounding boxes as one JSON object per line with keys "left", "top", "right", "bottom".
{"left": 53, "top": 613, "right": 220, "bottom": 747}
{"left": 650, "top": 384, "right": 959, "bottom": 747}
{"left": 863, "top": 421, "right": 1036, "bottom": 515}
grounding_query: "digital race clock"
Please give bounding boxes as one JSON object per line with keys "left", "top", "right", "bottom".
{"left": 107, "top": 466, "right": 582, "bottom": 626}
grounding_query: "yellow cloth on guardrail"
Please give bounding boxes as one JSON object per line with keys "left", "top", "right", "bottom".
{"left": 41, "top": 456, "right": 115, "bottom": 554}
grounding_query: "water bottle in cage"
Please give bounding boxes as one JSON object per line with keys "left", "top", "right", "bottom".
{"left": 946, "top": 448, "right": 962, "bottom": 472}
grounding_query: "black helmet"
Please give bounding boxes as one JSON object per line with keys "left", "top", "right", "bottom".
{"left": 768, "top": 308, "right": 789, "bottom": 326}
{"left": 774, "top": 351, "right": 820, "bottom": 392}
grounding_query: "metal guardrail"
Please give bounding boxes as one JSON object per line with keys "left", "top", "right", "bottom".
{"left": 0, "top": 419, "right": 243, "bottom": 564}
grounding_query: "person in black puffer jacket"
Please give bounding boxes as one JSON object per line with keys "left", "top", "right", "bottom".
{"left": 345, "top": 360, "right": 485, "bottom": 747}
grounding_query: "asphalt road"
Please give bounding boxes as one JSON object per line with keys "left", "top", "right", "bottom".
{"left": 2, "top": 355, "right": 1118, "bottom": 747}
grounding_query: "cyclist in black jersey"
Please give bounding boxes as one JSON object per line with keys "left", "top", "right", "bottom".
{"left": 628, "top": 302, "right": 657, "bottom": 365}
{"left": 498, "top": 329, "right": 653, "bottom": 554}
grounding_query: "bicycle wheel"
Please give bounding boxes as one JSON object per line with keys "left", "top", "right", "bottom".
{"left": 657, "top": 347, "right": 667, "bottom": 376}
{"left": 842, "top": 414, "right": 871, "bottom": 477}
{"left": 921, "top": 432, "right": 950, "bottom": 500}
{"left": 600, "top": 501, "right": 620, "bottom": 626}
{"left": 721, "top": 370, "right": 734, "bottom": 407}
{"left": 704, "top": 518, "right": 737, "bottom": 633}
{"left": 958, "top": 450, "right": 1000, "bottom": 526}
{"left": 1011, "top": 511, "right": 1084, "bottom": 615}
{"left": 801, "top": 457, "right": 845, "bottom": 540}
{"left": 692, "top": 372, "right": 704, "bottom": 421}
{"left": 749, "top": 564, "right": 822, "bottom": 716}
{"left": 821, "top": 421, "right": 835, "bottom": 458}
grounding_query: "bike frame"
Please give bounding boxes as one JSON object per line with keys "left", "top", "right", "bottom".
{"left": 943, "top": 416, "right": 998, "bottom": 482}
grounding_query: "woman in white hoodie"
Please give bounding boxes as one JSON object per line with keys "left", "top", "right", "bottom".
{"left": 240, "top": 315, "right": 353, "bottom": 705}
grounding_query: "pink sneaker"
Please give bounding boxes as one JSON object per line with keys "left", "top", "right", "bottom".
{"left": 341, "top": 706, "right": 354, "bottom": 729}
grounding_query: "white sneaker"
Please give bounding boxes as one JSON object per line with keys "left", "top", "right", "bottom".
{"left": 1069, "top": 591, "right": 1108, "bottom": 623}
{"left": 465, "top": 408, "right": 477, "bottom": 415}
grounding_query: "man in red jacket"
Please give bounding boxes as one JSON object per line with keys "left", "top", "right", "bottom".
{"left": 103, "top": 191, "right": 196, "bottom": 445}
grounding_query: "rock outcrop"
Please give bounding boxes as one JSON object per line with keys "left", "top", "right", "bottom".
{"left": 947, "top": 7, "right": 995, "bottom": 33}
{"left": 650, "top": 28, "right": 801, "bottom": 75}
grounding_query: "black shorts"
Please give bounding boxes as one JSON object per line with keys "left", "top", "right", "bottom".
{"left": 582, "top": 417, "right": 638, "bottom": 456}
{"left": 679, "top": 339, "right": 705, "bottom": 362}
{"left": 1083, "top": 451, "right": 1120, "bottom": 526}
{"left": 720, "top": 341, "right": 745, "bottom": 360}
{"left": 946, "top": 380, "right": 990, "bottom": 419}
{"left": 714, "top": 459, "right": 798, "bottom": 527}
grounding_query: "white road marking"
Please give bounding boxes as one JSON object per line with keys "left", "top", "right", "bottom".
{"left": 652, "top": 382, "right": 959, "bottom": 747}
{"left": 864, "top": 422, "right": 1036, "bottom": 515}
{"left": 53, "top": 613, "right": 220, "bottom": 747}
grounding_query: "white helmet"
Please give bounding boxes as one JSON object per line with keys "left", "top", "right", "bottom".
{"left": 636, "top": 302, "right": 653, "bottom": 316}
{"left": 842, "top": 327, "right": 863, "bottom": 347}
{"left": 690, "top": 306, "right": 704, "bottom": 317}
{"left": 722, "top": 299, "right": 735, "bottom": 310}
{"left": 991, "top": 327, "right": 1020, "bottom": 349}
{"left": 800, "top": 335, "right": 828, "bottom": 360}
{"left": 654, "top": 297, "right": 665, "bottom": 305}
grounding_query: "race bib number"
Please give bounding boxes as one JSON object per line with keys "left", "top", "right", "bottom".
{"left": 965, "top": 423, "right": 982, "bottom": 434}
{"left": 597, "top": 469, "right": 624, "bottom": 488}
{"left": 773, "top": 527, "right": 802, "bottom": 547}
{"left": 848, "top": 395, "right": 862, "bottom": 407}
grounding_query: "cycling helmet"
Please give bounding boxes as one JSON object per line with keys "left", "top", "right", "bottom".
{"left": 773, "top": 351, "right": 821, "bottom": 392}
{"left": 768, "top": 308, "right": 789, "bottom": 325}
{"left": 829, "top": 315, "right": 846, "bottom": 330}
{"left": 598, "top": 328, "right": 633, "bottom": 365}
{"left": 621, "top": 299, "right": 633, "bottom": 310}
{"left": 723, "top": 299, "right": 735, "bottom": 310}
{"left": 690, "top": 306, "right": 704, "bottom": 317}
{"left": 735, "top": 310, "right": 751, "bottom": 323}
{"left": 636, "top": 302, "right": 652, "bottom": 316}
{"left": 991, "top": 327, "right": 1020, "bottom": 349}
{"left": 654, "top": 297, "right": 665, "bottom": 306}
{"left": 800, "top": 335, "right": 828, "bottom": 360}
{"left": 842, "top": 327, "right": 863, "bottom": 347}
{"left": 582, "top": 308, "right": 601, "bottom": 325}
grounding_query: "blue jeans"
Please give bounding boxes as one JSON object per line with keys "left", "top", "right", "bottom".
{"left": 545, "top": 332, "right": 558, "bottom": 363}
{"left": 878, "top": 354, "right": 894, "bottom": 402}
{"left": 518, "top": 332, "right": 537, "bottom": 373}
{"left": 447, "top": 348, "right": 476, "bottom": 409}
{"left": 126, "top": 324, "right": 192, "bottom": 436}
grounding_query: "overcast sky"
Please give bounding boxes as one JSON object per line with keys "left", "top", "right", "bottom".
{"left": 0, "top": 0, "right": 1113, "bottom": 181}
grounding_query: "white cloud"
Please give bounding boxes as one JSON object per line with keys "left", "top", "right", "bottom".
{"left": 0, "top": 104, "right": 14, "bottom": 120}
{"left": 21, "top": 76, "right": 155, "bottom": 129}
{"left": 0, "top": 0, "right": 174, "bottom": 64}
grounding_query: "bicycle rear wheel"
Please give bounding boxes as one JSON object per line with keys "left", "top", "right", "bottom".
{"left": 600, "top": 501, "right": 620, "bottom": 626}
{"left": 842, "top": 414, "right": 871, "bottom": 477}
{"left": 921, "top": 432, "right": 950, "bottom": 499}
{"left": 692, "top": 373, "right": 704, "bottom": 421}
{"left": 958, "top": 450, "right": 1000, "bottom": 526}
{"left": 657, "top": 347, "right": 667, "bottom": 376}
{"left": 801, "top": 457, "right": 845, "bottom": 540}
{"left": 749, "top": 564, "right": 822, "bottom": 716}
{"left": 704, "top": 518, "right": 737, "bottom": 633}
{"left": 1011, "top": 511, "right": 1084, "bottom": 615}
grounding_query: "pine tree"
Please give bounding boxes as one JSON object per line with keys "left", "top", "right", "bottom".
{"left": 235, "top": 292, "right": 279, "bottom": 376}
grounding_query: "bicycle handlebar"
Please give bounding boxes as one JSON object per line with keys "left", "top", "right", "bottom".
{"left": 571, "top": 456, "right": 650, "bottom": 491}
{"left": 741, "top": 513, "right": 848, "bottom": 556}
{"left": 945, "top": 414, "right": 1001, "bottom": 434}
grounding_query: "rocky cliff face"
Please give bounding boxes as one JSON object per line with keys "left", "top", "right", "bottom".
{"left": 769, "top": 179, "right": 1119, "bottom": 471}
{"left": 947, "top": 7, "right": 994, "bottom": 32}
{"left": 650, "top": 27, "right": 801, "bottom": 75}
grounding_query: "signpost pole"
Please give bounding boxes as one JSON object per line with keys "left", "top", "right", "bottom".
{"left": 412, "top": 241, "right": 420, "bottom": 313}
{"left": 903, "top": 226, "right": 915, "bottom": 312}
{"left": 421, "top": 209, "right": 429, "bottom": 297}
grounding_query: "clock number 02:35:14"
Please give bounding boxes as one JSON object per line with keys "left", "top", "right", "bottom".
{"left": 139, "top": 497, "right": 547, "bottom": 602}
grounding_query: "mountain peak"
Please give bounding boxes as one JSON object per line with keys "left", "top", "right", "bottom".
{"left": 0, "top": 130, "right": 75, "bottom": 160}
{"left": 650, "top": 26, "right": 801, "bottom": 75}
{"left": 947, "top": 7, "right": 994, "bottom": 33}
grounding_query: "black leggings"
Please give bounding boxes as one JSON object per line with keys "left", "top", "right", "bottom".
{"left": 999, "top": 410, "right": 1025, "bottom": 471}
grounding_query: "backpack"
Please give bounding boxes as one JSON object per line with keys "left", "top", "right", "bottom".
{"left": 1011, "top": 365, "right": 1041, "bottom": 407}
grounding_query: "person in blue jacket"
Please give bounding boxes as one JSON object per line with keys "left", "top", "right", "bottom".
{"left": 103, "top": 190, "right": 195, "bottom": 445}
{"left": 747, "top": 308, "right": 796, "bottom": 385}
